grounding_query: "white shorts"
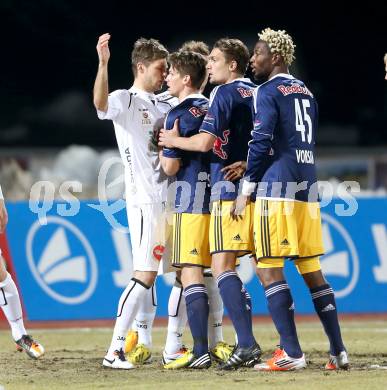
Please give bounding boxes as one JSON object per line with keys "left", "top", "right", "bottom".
{"left": 127, "top": 202, "right": 173, "bottom": 273}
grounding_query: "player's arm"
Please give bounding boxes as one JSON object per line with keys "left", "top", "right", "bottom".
{"left": 93, "top": 34, "right": 126, "bottom": 121}
{"left": 241, "top": 89, "right": 278, "bottom": 196}
{"left": 159, "top": 119, "right": 183, "bottom": 176}
{"left": 159, "top": 119, "right": 215, "bottom": 152}
{"left": 159, "top": 90, "right": 229, "bottom": 152}
{"left": 93, "top": 33, "right": 111, "bottom": 112}
{"left": 159, "top": 149, "right": 181, "bottom": 176}
{"left": 233, "top": 90, "right": 278, "bottom": 218}
{"left": 0, "top": 185, "right": 8, "bottom": 234}
{"left": 197, "top": 87, "right": 231, "bottom": 151}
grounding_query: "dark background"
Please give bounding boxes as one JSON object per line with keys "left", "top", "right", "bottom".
{"left": 0, "top": 0, "right": 386, "bottom": 148}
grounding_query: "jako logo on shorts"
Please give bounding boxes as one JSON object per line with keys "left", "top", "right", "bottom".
{"left": 26, "top": 216, "right": 98, "bottom": 304}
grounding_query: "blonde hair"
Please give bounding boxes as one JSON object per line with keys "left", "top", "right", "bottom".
{"left": 384, "top": 53, "right": 387, "bottom": 65}
{"left": 258, "top": 28, "right": 296, "bottom": 66}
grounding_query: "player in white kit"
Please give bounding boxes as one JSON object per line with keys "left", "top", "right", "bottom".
{"left": 0, "top": 184, "right": 44, "bottom": 359}
{"left": 94, "top": 33, "right": 171, "bottom": 369}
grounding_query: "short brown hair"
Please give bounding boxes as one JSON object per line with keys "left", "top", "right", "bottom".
{"left": 131, "top": 38, "right": 169, "bottom": 75}
{"left": 213, "top": 38, "right": 250, "bottom": 74}
{"left": 179, "top": 40, "right": 210, "bottom": 57}
{"left": 169, "top": 51, "right": 207, "bottom": 89}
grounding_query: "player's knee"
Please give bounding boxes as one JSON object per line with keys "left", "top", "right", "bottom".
{"left": 174, "top": 275, "right": 182, "bottom": 288}
{"left": 133, "top": 270, "right": 157, "bottom": 288}
{"left": 211, "top": 262, "right": 222, "bottom": 279}
{"left": 255, "top": 266, "right": 284, "bottom": 288}
{"left": 0, "top": 258, "right": 7, "bottom": 282}
{"left": 211, "top": 252, "right": 236, "bottom": 279}
{"left": 211, "top": 263, "right": 233, "bottom": 280}
{"left": 296, "top": 256, "right": 326, "bottom": 288}
{"left": 301, "top": 269, "right": 327, "bottom": 289}
{"left": 211, "top": 259, "right": 225, "bottom": 279}
{"left": 295, "top": 256, "right": 324, "bottom": 287}
{"left": 181, "top": 266, "right": 203, "bottom": 287}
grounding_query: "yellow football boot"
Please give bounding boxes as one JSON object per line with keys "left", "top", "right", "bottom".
{"left": 124, "top": 330, "right": 138, "bottom": 354}
{"left": 210, "top": 341, "right": 233, "bottom": 362}
{"left": 127, "top": 343, "right": 152, "bottom": 364}
{"left": 164, "top": 350, "right": 211, "bottom": 369}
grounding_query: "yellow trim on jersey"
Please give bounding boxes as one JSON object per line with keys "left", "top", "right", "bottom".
{"left": 257, "top": 256, "right": 322, "bottom": 275}
{"left": 253, "top": 199, "right": 324, "bottom": 260}
{"left": 209, "top": 200, "right": 254, "bottom": 255}
{"left": 172, "top": 213, "right": 211, "bottom": 268}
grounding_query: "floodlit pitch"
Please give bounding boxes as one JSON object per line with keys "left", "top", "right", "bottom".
{"left": 1, "top": 320, "right": 387, "bottom": 390}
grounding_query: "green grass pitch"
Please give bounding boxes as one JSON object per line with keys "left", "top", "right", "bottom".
{"left": 1, "top": 320, "right": 387, "bottom": 389}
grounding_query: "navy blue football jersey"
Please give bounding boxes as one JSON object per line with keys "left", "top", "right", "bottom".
{"left": 200, "top": 78, "right": 256, "bottom": 201}
{"left": 245, "top": 73, "right": 319, "bottom": 202}
{"left": 163, "top": 94, "right": 210, "bottom": 213}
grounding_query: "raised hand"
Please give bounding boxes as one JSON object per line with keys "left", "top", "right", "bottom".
{"left": 96, "top": 33, "right": 111, "bottom": 66}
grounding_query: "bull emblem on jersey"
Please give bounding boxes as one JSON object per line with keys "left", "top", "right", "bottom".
{"left": 213, "top": 130, "right": 230, "bottom": 160}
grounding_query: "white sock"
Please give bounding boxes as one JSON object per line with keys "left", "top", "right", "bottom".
{"left": 0, "top": 272, "right": 27, "bottom": 341}
{"left": 164, "top": 281, "right": 187, "bottom": 354}
{"left": 135, "top": 283, "right": 157, "bottom": 348}
{"left": 204, "top": 275, "right": 224, "bottom": 349}
{"left": 108, "top": 278, "right": 148, "bottom": 355}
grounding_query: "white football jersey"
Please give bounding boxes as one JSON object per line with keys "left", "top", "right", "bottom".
{"left": 98, "top": 86, "right": 174, "bottom": 205}
{"left": 156, "top": 90, "right": 179, "bottom": 108}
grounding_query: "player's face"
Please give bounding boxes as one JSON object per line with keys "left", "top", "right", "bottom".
{"left": 250, "top": 41, "right": 273, "bottom": 81}
{"left": 143, "top": 58, "right": 168, "bottom": 92}
{"left": 385, "top": 61, "right": 387, "bottom": 81}
{"left": 166, "top": 66, "right": 184, "bottom": 97}
{"left": 199, "top": 68, "right": 209, "bottom": 92}
{"left": 200, "top": 58, "right": 210, "bottom": 92}
{"left": 207, "top": 48, "right": 231, "bottom": 84}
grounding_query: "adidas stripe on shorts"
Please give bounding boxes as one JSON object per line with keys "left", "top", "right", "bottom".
{"left": 209, "top": 200, "right": 254, "bottom": 256}
{"left": 171, "top": 213, "right": 211, "bottom": 268}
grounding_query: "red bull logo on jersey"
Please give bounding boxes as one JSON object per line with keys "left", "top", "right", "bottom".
{"left": 277, "top": 84, "right": 314, "bottom": 97}
{"left": 237, "top": 88, "right": 254, "bottom": 98}
{"left": 189, "top": 106, "right": 207, "bottom": 118}
{"left": 213, "top": 130, "right": 230, "bottom": 160}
